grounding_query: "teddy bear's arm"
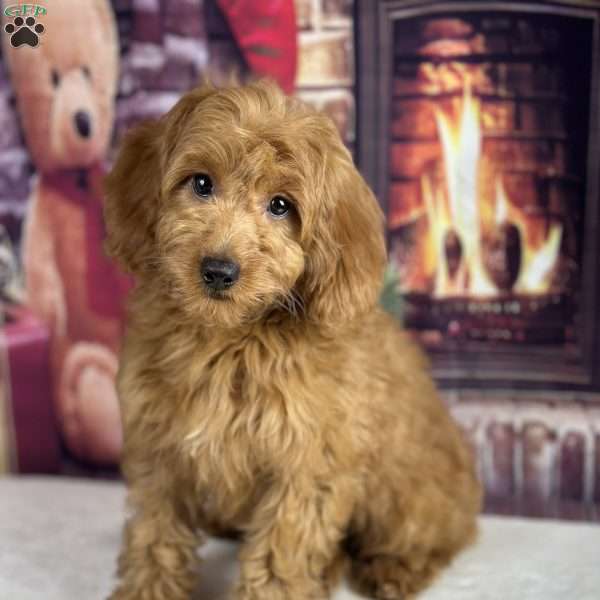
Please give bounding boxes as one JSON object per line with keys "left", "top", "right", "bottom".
{"left": 22, "top": 184, "right": 67, "bottom": 336}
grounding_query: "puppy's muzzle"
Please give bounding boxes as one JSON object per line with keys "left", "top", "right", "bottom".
{"left": 201, "top": 257, "right": 240, "bottom": 292}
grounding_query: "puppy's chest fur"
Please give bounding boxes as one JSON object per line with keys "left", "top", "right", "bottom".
{"left": 127, "top": 323, "right": 363, "bottom": 524}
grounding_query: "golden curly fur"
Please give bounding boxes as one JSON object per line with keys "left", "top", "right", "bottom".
{"left": 104, "top": 81, "right": 481, "bottom": 600}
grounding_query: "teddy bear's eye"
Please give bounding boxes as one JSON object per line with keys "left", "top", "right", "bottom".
{"left": 81, "top": 66, "right": 91, "bottom": 81}
{"left": 51, "top": 69, "right": 60, "bottom": 88}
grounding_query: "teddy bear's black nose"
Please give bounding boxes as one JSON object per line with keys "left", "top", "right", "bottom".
{"left": 74, "top": 110, "right": 91, "bottom": 139}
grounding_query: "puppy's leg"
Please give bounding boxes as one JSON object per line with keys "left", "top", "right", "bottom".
{"left": 109, "top": 482, "right": 200, "bottom": 600}
{"left": 347, "top": 483, "right": 478, "bottom": 600}
{"left": 234, "top": 477, "right": 354, "bottom": 600}
{"left": 349, "top": 551, "right": 453, "bottom": 600}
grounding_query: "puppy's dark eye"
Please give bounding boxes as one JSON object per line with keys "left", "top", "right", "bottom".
{"left": 268, "top": 196, "right": 291, "bottom": 219}
{"left": 192, "top": 173, "right": 213, "bottom": 198}
{"left": 51, "top": 69, "right": 60, "bottom": 88}
{"left": 82, "top": 66, "right": 91, "bottom": 80}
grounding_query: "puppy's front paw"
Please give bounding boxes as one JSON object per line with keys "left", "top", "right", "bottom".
{"left": 234, "top": 578, "right": 328, "bottom": 600}
{"left": 233, "top": 580, "right": 287, "bottom": 600}
{"left": 108, "top": 578, "right": 192, "bottom": 600}
{"left": 107, "top": 585, "right": 162, "bottom": 600}
{"left": 107, "top": 586, "right": 137, "bottom": 600}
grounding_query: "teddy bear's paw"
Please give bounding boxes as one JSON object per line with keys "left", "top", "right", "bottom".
{"left": 60, "top": 342, "right": 122, "bottom": 463}
{"left": 5, "top": 16, "right": 45, "bottom": 48}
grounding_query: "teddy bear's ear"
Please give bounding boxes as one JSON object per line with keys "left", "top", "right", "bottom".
{"left": 104, "top": 120, "right": 163, "bottom": 274}
{"left": 91, "top": 0, "right": 118, "bottom": 48}
{"left": 91, "top": 0, "right": 119, "bottom": 82}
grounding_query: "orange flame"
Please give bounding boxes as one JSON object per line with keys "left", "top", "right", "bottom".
{"left": 420, "top": 83, "right": 562, "bottom": 298}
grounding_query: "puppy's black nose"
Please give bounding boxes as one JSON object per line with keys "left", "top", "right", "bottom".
{"left": 201, "top": 257, "right": 240, "bottom": 291}
{"left": 74, "top": 110, "right": 91, "bottom": 139}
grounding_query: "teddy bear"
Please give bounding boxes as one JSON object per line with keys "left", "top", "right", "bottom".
{"left": 1, "top": 0, "right": 129, "bottom": 464}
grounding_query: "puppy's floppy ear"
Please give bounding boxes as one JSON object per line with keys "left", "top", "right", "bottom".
{"left": 302, "top": 145, "right": 387, "bottom": 326}
{"left": 104, "top": 120, "right": 163, "bottom": 274}
{"left": 104, "top": 86, "right": 217, "bottom": 274}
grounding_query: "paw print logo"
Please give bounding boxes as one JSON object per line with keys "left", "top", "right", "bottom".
{"left": 4, "top": 16, "right": 45, "bottom": 48}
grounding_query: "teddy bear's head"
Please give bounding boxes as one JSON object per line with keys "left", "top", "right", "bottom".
{"left": 1, "top": 0, "right": 119, "bottom": 173}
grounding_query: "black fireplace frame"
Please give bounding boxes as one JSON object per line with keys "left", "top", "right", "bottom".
{"left": 355, "top": 0, "right": 600, "bottom": 392}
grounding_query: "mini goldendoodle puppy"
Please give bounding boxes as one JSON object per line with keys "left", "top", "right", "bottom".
{"left": 105, "top": 81, "right": 481, "bottom": 600}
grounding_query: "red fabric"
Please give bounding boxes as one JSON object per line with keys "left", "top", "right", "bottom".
{"left": 217, "top": 0, "right": 298, "bottom": 93}
{"left": 2, "top": 305, "right": 60, "bottom": 473}
{"left": 44, "top": 166, "right": 133, "bottom": 322}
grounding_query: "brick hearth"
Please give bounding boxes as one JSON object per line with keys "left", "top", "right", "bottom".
{"left": 447, "top": 391, "right": 600, "bottom": 521}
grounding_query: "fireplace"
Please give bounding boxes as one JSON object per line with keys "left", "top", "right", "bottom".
{"left": 356, "top": 0, "right": 600, "bottom": 390}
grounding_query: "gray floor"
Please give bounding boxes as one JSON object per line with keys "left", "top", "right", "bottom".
{"left": 1, "top": 476, "right": 598, "bottom": 600}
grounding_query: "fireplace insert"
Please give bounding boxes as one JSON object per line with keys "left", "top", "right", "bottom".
{"left": 356, "top": 0, "right": 600, "bottom": 391}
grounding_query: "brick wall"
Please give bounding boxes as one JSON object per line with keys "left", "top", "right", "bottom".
{"left": 113, "top": 0, "right": 210, "bottom": 144}
{"left": 294, "top": 0, "right": 355, "bottom": 147}
{"left": 116, "top": 0, "right": 357, "bottom": 147}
